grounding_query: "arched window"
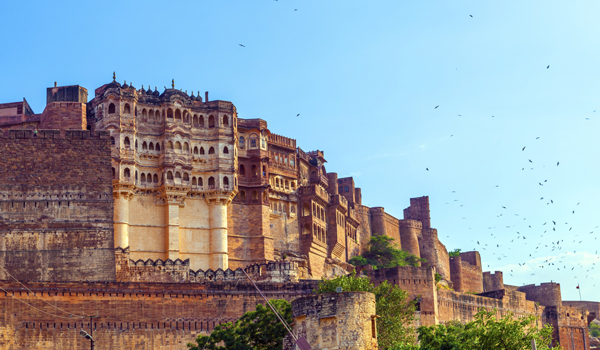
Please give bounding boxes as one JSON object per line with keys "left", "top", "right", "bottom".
{"left": 249, "top": 134, "right": 258, "bottom": 148}
{"left": 223, "top": 176, "right": 229, "bottom": 187}
{"left": 175, "top": 142, "right": 182, "bottom": 151}
{"left": 184, "top": 142, "right": 189, "bottom": 152}
{"left": 167, "top": 108, "right": 173, "bottom": 119}
{"left": 149, "top": 142, "right": 154, "bottom": 151}
{"left": 149, "top": 110, "right": 155, "bottom": 122}
{"left": 291, "top": 205, "right": 296, "bottom": 214}
{"left": 303, "top": 223, "right": 311, "bottom": 235}
{"left": 251, "top": 165, "right": 258, "bottom": 176}
{"left": 208, "top": 115, "right": 215, "bottom": 128}
{"left": 239, "top": 136, "right": 245, "bottom": 149}
{"left": 291, "top": 181, "right": 295, "bottom": 190}
{"left": 200, "top": 147, "right": 205, "bottom": 155}
{"left": 276, "top": 178, "right": 280, "bottom": 187}
{"left": 167, "top": 141, "right": 173, "bottom": 150}
{"left": 223, "top": 115, "right": 229, "bottom": 126}
{"left": 124, "top": 137, "right": 130, "bottom": 147}
{"left": 111, "top": 137, "right": 115, "bottom": 145}
{"left": 183, "top": 173, "right": 189, "bottom": 181}
{"left": 199, "top": 115, "right": 205, "bottom": 127}
{"left": 223, "top": 146, "right": 229, "bottom": 154}
{"left": 135, "top": 171, "right": 138, "bottom": 181}
{"left": 156, "top": 143, "right": 161, "bottom": 151}
{"left": 142, "top": 142, "right": 147, "bottom": 150}
{"left": 175, "top": 172, "right": 182, "bottom": 179}
{"left": 183, "top": 111, "right": 189, "bottom": 123}
{"left": 124, "top": 168, "right": 130, "bottom": 177}
{"left": 262, "top": 166, "right": 266, "bottom": 176}
{"left": 193, "top": 146, "right": 199, "bottom": 155}
{"left": 141, "top": 109, "right": 147, "bottom": 121}
{"left": 192, "top": 177, "right": 197, "bottom": 186}
{"left": 141, "top": 174, "right": 146, "bottom": 182}
{"left": 108, "top": 103, "right": 116, "bottom": 114}
{"left": 167, "top": 171, "right": 173, "bottom": 180}
{"left": 278, "top": 203, "right": 283, "bottom": 213}
{"left": 240, "top": 190, "right": 246, "bottom": 200}
{"left": 175, "top": 109, "right": 181, "bottom": 121}
{"left": 112, "top": 167, "right": 115, "bottom": 178}
{"left": 208, "top": 147, "right": 215, "bottom": 155}
{"left": 153, "top": 174, "right": 158, "bottom": 183}
{"left": 193, "top": 115, "right": 198, "bottom": 126}
{"left": 239, "top": 164, "right": 245, "bottom": 175}
{"left": 285, "top": 180, "right": 289, "bottom": 189}
{"left": 124, "top": 103, "right": 131, "bottom": 114}
{"left": 252, "top": 190, "right": 258, "bottom": 200}
{"left": 156, "top": 110, "right": 162, "bottom": 122}
{"left": 303, "top": 203, "right": 310, "bottom": 216}
{"left": 198, "top": 177, "right": 203, "bottom": 186}
{"left": 208, "top": 176, "right": 215, "bottom": 188}
{"left": 135, "top": 140, "right": 138, "bottom": 149}
{"left": 263, "top": 190, "right": 267, "bottom": 200}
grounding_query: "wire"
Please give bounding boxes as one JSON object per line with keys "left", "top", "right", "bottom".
{"left": 0, "top": 265, "right": 91, "bottom": 318}
{"left": 0, "top": 284, "right": 88, "bottom": 320}
{"left": 200, "top": 277, "right": 242, "bottom": 350}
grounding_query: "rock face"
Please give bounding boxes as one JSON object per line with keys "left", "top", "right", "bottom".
{"left": 290, "top": 292, "right": 378, "bottom": 350}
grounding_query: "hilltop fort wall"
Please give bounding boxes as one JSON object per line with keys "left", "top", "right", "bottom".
{"left": 0, "top": 129, "right": 115, "bottom": 282}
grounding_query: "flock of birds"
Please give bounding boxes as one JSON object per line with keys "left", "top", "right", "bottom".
{"left": 428, "top": 97, "right": 599, "bottom": 293}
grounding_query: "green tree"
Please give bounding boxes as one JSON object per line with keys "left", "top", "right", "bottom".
{"left": 349, "top": 235, "right": 426, "bottom": 269}
{"left": 590, "top": 321, "right": 600, "bottom": 337}
{"left": 187, "top": 299, "right": 291, "bottom": 350}
{"left": 316, "top": 272, "right": 417, "bottom": 349}
{"left": 449, "top": 249, "right": 461, "bottom": 257}
{"left": 416, "top": 308, "right": 559, "bottom": 350}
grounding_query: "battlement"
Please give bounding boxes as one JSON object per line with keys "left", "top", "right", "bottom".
{"left": 1, "top": 129, "right": 109, "bottom": 139}
{"left": 517, "top": 282, "right": 562, "bottom": 307}
{"left": 398, "top": 219, "right": 422, "bottom": 229}
{"left": 269, "top": 132, "right": 296, "bottom": 150}
{"left": 483, "top": 271, "right": 504, "bottom": 292}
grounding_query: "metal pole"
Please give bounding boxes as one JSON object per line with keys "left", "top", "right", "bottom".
{"left": 90, "top": 316, "right": 94, "bottom": 350}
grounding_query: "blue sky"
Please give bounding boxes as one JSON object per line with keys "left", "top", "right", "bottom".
{"left": 1, "top": 0, "right": 599, "bottom": 301}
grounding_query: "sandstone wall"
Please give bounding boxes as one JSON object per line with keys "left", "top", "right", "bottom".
{"left": 0, "top": 129, "right": 115, "bottom": 282}
{"left": 0, "top": 280, "right": 317, "bottom": 350}
{"left": 227, "top": 203, "right": 274, "bottom": 269}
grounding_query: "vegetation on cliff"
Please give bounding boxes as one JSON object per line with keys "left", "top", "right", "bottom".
{"left": 349, "top": 235, "right": 426, "bottom": 269}
{"left": 390, "top": 308, "right": 558, "bottom": 350}
{"left": 187, "top": 299, "right": 292, "bottom": 350}
{"left": 316, "top": 272, "right": 418, "bottom": 350}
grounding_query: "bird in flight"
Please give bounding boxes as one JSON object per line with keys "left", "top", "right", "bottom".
{"left": 469, "top": 14, "right": 473, "bottom": 17}
{"left": 239, "top": 44, "right": 246, "bottom": 47}
{"left": 557, "top": 161, "right": 560, "bottom": 166}
{"left": 547, "top": 65, "right": 550, "bottom": 69}
{"left": 522, "top": 146, "right": 526, "bottom": 151}
{"left": 434, "top": 105, "right": 439, "bottom": 109}
{"left": 426, "top": 168, "right": 429, "bottom": 171}
{"left": 296, "top": 114, "right": 300, "bottom": 117}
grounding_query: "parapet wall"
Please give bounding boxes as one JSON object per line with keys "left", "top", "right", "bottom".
{"left": 0, "top": 280, "right": 317, "bottom": 350}
{"left": 483, "top": 271, "right": 504, "bottom": 292}
{"left": 517, "top": 283, "right": 563, "bottom": 307}
{"left": 0, "top": 130, "right": 115, "bottom": 282}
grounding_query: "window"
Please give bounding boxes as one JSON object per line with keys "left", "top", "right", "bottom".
{"left": 108, "top": 103, "right": 116, "bottom": 114}
{"left": 149, "top": 110, "right": 154, "bottom": 122}
{"left": 262, "top": 165, "right": 266, "bottom": 176}
{"left": 167, "top": 141, "right": 173, "bottom": 150}
{"left": 141, "top": 174, "right": 146, "bottom": 182}
{"left": 175, "top": 142, "right": 182, "bottom": 151}
{"left": 199, "top": 115, "right": 205, "bottom": 127}
{"left": 111, "top": 137, "right": 115, "bottom": 145}
{"left": 149, "top": 142, "right": 154, "bottom": 151}
{"left": 250, "top": 134, "right": 258, "bottom": 148}
{"left": 223, "top": 146, "right": 229, "bottom": 154}
{"left": 124, "top": 104, "right": 131, "bottom": 114}
{"left": 167, "top": 171, "right": 173, "bottom": 180}
{"left": 142, "top": 142, "right": 147, "bottom": 150}
{"left": 239, "top": 136, "right": 245, "bottom": 149}
{"left": 198, "top": 177, "right": 203, "bottom": 186}
{"left": 208, "top": 147, "right": 215, "bottom": 154}
{"left": 223, "top": 115, "right": 229, "bottom": 126}
{"left": 303, "top": 203, "right": 310, "bottom": 216}
{"left": 192, "top": 177, "right": 197, "bottom": 186}
{"left": 193, "top": 115, "right": 198, "bottom": 126}
{"left": 208, "top": 176, "right": 215, "bottom": 188}
{"left": 183, "top": 142, "right": 189, "bottom": 152}
{"left": 193, "top": 146, "right": 199, "bottom": 155}
{"left": 175, "top": 172, "right": 181, "bottom": 179}
{"left": 156, "top": 143, "right": 161, "bottom": 151}
{"left": 208, "top": 115, "right": 215, "bottom": 128}
{"left": 124, "top": 137, "right": 130, "bottom": 147}
{"left": 112, "top": 167, "right": 115, "bottom": 178}
{"left": 183, "top": 111, "right": 189, "bottom": 123}
{"left": 167, "top": 108, "right": 173, "bottom": 119}
{"left": 240, "top": 190, "right": 246, "bottom": 200}
{"left": 124, "top": 168, "right": 130, "bottom": 177}
{"left": 223, "top": 176, "right": 229, "bottom": 187}
{"left": 175, "top": 109, "right": 181, "bottom": 121}
{"left": 135, "top": 140, "right": 138, "bottom": 149}
{"left": 183, "top": 173, "right": 189, "bottom": 181}
{"left": 345, "top": 186, "right": 349, "bottom": 192}
{"left": 141, "top": 109, "right": 147, "bottom": 121}
{"left": 200, "top": 147, "right": 205, "bottom": 155}
{"left": 251, "top": 165, "right": 258, "bottom": 176}
{"left": 153, "top": 174, "right": 158, "bottom": 183}
{"left": 239, "top": 164, "right": 245, "bottom": 175}
{"left": 252, "top": 190, "right": 258, "bottom": 200}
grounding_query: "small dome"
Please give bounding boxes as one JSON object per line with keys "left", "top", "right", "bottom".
{"left": 122, "top": 81, "right": 129, "bottom": 89}
{"left": 146, "top": 86, "right": 153, "bottom": 94}
{"left": 153, "top": 87, "right": 160, "bottom": 96}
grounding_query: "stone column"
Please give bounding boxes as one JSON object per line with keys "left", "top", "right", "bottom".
{"left": 166, "top": 202, "right": 180, "bottom": 260}
{"left": 113, "top": 192, "right": 131, "bottom": 248}
{"left": 208, "top": 196, "right": 229, "bottom": 270}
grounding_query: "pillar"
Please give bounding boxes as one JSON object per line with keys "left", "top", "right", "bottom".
{"left": 208, "top": 196, "right": 228, "bottom": 270}
{"left": 166, "top": 203, "right": 180, "bottom": 260}
{"left": 113, "top": 193, "right": 131, "bottom": 248}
